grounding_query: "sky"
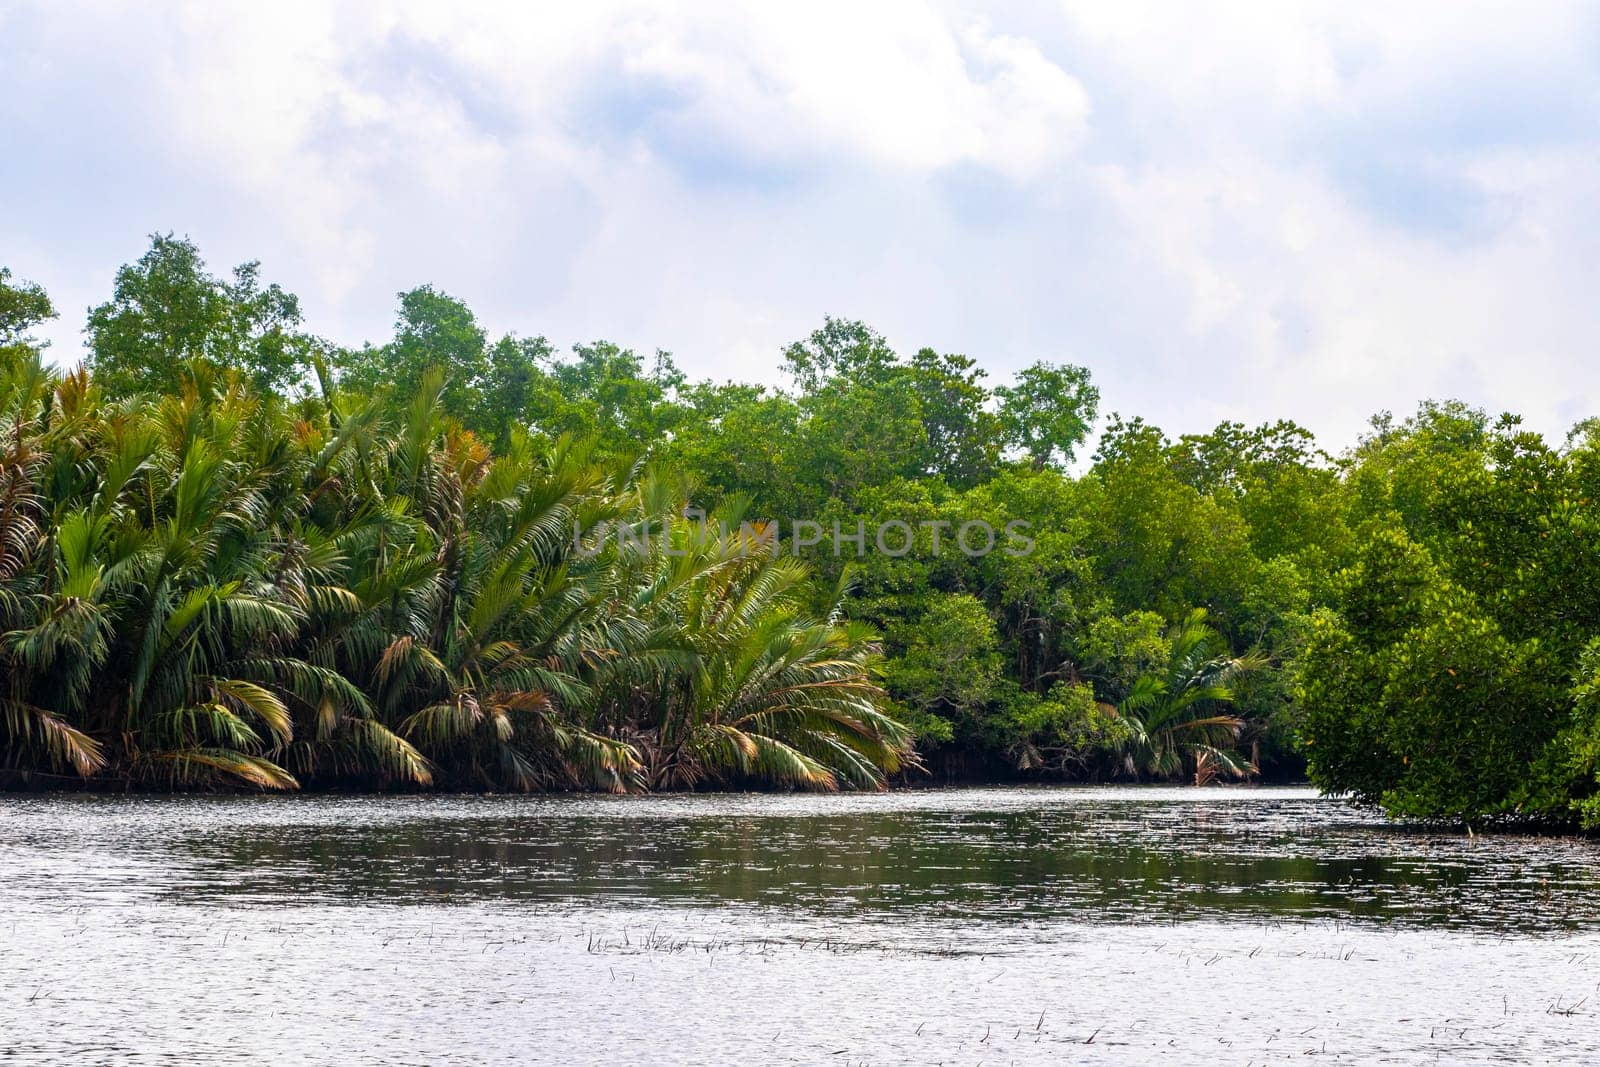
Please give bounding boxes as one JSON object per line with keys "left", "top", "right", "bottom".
{"left": 3, "top": 0, "right": 1599, "bottom": 452}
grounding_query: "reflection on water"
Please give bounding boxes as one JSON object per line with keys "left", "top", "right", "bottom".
{"left": 5, "top": 786, "right": 1594, "bottom": 929}
{"left": 2, "top": 787, "right": 1598, "bottom": 1064}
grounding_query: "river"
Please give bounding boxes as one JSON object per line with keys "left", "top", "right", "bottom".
{"left": 1, "top": 786, "right": 1597, "bottom": 1064}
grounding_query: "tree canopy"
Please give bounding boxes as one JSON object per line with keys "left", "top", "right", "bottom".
{"left": 6, "top": 235, "right": 1600, "bottom": 824}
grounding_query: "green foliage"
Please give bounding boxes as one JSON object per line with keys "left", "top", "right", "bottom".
{"left": 1114, "top": 609, "right": 1261, "bottom": 782}
{"left": 780, "top": 316, "right": 897, "bottom": 394}
{"left": 14, "top": 238, "right": 1600, "bottom": 818}
{"left": 87, "top": 234, "right": 316, "bottom": 395}
{"left": 1004, "top": 681, "right": 1132, "bottom": 775}
{"left": 1088, "top": 416, "right": 1260, "bottom": 620}
{"left": 1082, "top": 611, "right": 1171, "bottom": 702}
{"left": 1298, "top": 526, "right": 1568, "bottom": 823}
{"left": 793, "top": 368, "right": 928, "bottom": 509}
{"left": 995, "top": 360, "right": 1099, "bottom": 469}
{"left": 1534, "top": 638, "right": 1600, "bottom": 828}
{"left": 0, "top": 311, "right": 914, "bottom": 791}
{"left": 906, "top": 348, "right": 1002, "bottom": 487}
{"left": 337, "top": 284, "right": 489, "bottom": 420}
{"left": 884, "top": 593, "right": 1005, "bottom": 738}
{"left": 0, "top": 267, "right": 57, "bottom": 355}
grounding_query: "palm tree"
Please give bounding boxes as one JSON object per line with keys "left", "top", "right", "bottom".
{"left": 0, "top": 346, "right": 917, "bottom": 794}
{"left": 1116, "top": 608, "right": 1263, "bottom": 782}
{"left": 588, "top": 496, "right": 917, "bottom": 790}
{"left": 296, "top": 373, "right": 640, "bottom": 790}
{"left": 60, "top": 383, "right": 307, "bottom": 788}
{"left": 0, "top": 351, "right": 104, "bottom": 777}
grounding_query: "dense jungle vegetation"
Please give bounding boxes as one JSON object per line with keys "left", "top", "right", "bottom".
{"left": 4, "top": 236, "right": 1600, "bottom": 826}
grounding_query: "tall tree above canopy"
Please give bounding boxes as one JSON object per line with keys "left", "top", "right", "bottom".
{"left": 1171, "top": 420, "right": 1322, "bottom": 495}
{"left": 86, "top": 234, "right": 314, "bottom": 395}
{"left": 995, "top": 360, "right": 1099, "bottom": 469}
{"left": 906, "top": 348, "right": 1001, "bottom": 487}
{"left": 781, "top": 317, "right": 897, "bottom": 394}
{"left": 482, "top": 334, "right": 556, "bottom": 441}
{"left": 338, "top": 285, "right": 489, "bottom": 420}
{"left": 0, "top": 268, "right": 56, "bottom": 356}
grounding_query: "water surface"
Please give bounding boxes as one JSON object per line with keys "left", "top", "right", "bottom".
{"left": 2, "top": 787, "right": 1597, "bottom": 1063}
